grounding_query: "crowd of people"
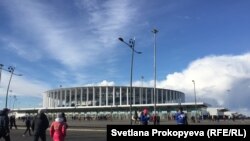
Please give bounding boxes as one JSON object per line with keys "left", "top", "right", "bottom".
{"left": 132, "top": 107, "right": 188, "bottom": 125}
{"left": 131, "top": 108, "right": 160, "bottom": 125}
{"left": 0, "top": 106, "right": 188, "bottom": 140}
{"left": 0, "top": 108, "right": 68, "bottom": 141}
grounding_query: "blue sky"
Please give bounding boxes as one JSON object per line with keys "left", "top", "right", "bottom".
{"left": 0, "top": 0, "right": 250, "bottom": 115}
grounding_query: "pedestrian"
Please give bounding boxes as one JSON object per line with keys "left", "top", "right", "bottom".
{"left": 31, "top": 109, "right": 49, "bottom": 141}
{"left": 23, "top": 115, "right": 32, "bottom": 136}
{"left": 132, "top": 110, "right": 139, "bottom": 125}
{"left": 61, "top": 112, "right": 67, "bottom": 123}
{"left": 175, "top": 107, "right": 188, "bottom": 125}
{"left": 152, "top": 113, "right": 160, "bottom": 125}
{"left": 139, "top": 108, "right": 150, "bottom": 125}
{"left": 60, "top": 112, "right": 68, "bottom": 129}
{"left": 156, "top": 115, "right": 160, "bottom": 125}
{"left": 9, "top": 115, "right": 17, "bottom": 130}
{"left": 50, "top": 113, "right": 67, "bottom": 141}
{"left": 152, "top": 114, "right": 157, "bottom": 125}
{"left": 0, "top": 108, "right": 11, "bottom": 141}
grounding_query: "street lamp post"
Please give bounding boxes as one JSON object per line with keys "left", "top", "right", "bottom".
{"left": 140, "top": 76, "right": 144, "bottom": 104}
{"left": 192, "top": 80, "right": 197, "bottom": 122}
{"left": 9, "top": 90, "right": 13, "bottom": 108}
{"left": 152, "top": 28, "right": 158, "bottom": 125}
{"left": 0, "top": 64, "right": 3, "bottom": 86}
{"left": 12, "top": 95, "right": 17, "bottom": 109}
{"left": 5, "top": 66, "right": 22, "bottom": 108}
{"left": 118, "top": 37, "right": 142, "bottom": 125}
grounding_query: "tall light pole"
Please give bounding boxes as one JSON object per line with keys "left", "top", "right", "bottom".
{"left": 5, "top": 66, "right": 22, "bottom": 108}
{"left": 12, "top": 95, "right": 17, "bottom": 109}
{"left": 118, "top": 37, "right": 142, "bottom": 125}
{"left": 192, "top": 80, "right": 197, "bottom": 122}
{"left": 140, "top": 76, "right": 144, "bottom": 104}
{"left": 9, "top": 90, "right": 12, "bottom": 108}
{"left": 0, "top": 64, "right": 3, "bottom": 88}
{"left": 152, "top": 28, "right": 158, "bottom": 125}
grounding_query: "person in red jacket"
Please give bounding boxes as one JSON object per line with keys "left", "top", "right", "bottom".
{"left": 50, "top": 113, "right": 67, "bottom": 141}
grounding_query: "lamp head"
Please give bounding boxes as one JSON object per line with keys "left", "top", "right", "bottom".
{"left": 152, "top": 29, "right": 158, "bottom": 33}
{"left": 118, "top": 37, "right": 124, "bottom": 42}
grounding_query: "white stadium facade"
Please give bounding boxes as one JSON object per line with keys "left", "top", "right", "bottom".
{"left": 12, "top": 85, "right": 246, "bottom": 121}
{"left": 39, "top": 86, "right": 208, "bottom": 118}
{"left": 43, "top": 86, "right": 185, "bottom": 108}
{"left": 13, "top": 86, "right": 210, "bottom": 120}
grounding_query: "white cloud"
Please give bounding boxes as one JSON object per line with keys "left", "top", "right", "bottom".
{"left": 156, "top": 53, "right": 250, "bottom": 115}
{"left": 0, "top": 71, "right": 50, "bottom": 98}
{"left": 84, "top": 80, "right": 115, "bottom": 86}
{"left": 132, "top": 53, "right": 250, "bottom": 116}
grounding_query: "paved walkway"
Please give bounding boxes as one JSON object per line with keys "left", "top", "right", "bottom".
{"left": 15, "top": 118, "right": 250, "bottom": 129}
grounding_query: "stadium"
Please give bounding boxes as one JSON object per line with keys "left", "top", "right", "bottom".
{"left": 37, "top": 86, "right": 208, "bottom": 118}
{"left": 35, "top": 86, "right": 207, "bottom": 120}
{"left": 43, "top": 86, "right": 185, "bottom": 108}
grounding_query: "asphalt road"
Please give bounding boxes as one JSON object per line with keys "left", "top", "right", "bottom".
{"left": 8, "top": 128, "right": 106, "bottom": 141}
{"left": 7, "top": 119, "right": 250, "bottom": 141}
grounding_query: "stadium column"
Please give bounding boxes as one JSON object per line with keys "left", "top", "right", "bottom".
{"left": 112, "top": 87, "right": 115, "bottom": 106}
{"left": 74, "top": 88, "right": 77, "bottom": 107}
{"left": 140, "top": 87, "right": 142, "bottom": 104}
{"left": 46, "top": 92, "right": 48, "bottom": 107}
{"left": 87, "top": 87, "right": 89, "bottom": 106}
{"left": 57, "top": 90, "right": 59, "bottom": 107}
{"left": 69, "top": 89, "right": 71, "bottom": 107}
{"left": 59, "top": 89, "right": 62, "bottom": 107}
{"left": 106, "top": 87, "right": 108, "bottom": 106}
{"left": 99, "top": 87, "right": 101, "bottom": 106}
{"left": 55, "top": 91, "right": 59, "bottom": 107}
{"left": 80, "top": 88, "right": 83, "bottom": 106}
{"left": 53, "top": 91, "right": 56, "bottom": 108}
{"left": 49, "top": 92, "right": 51, "bottom": 108}
{"left": 126, "top": 87, "right": 129, "bottom": 105}
{"left": 161, "top": 89, "right": 163, "bottom": 103}
{"left": 50, "top": 92, "right": 52, "bottom": 108}
{"left": 133, "top": 87, "right": 135, "bottom": 105}
{"left": 48, "top": 92, "right": 50, "bottom": 107}
{"left": 119, "top": 87, "right": 122, "bottom": 106}
{"left": 151, "top": 89, "right": 153, "bottom": 104}
{"left": 93, "top": 87, "right": 95, "bottom": 106}
{"left": 64, "top": 89, "right": 67, "bottom": 107}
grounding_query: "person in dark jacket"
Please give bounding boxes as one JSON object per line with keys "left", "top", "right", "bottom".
{"left": 23, "top": 115, "right": 32, "bottom": 136}
{"left": 60, "top": 112, "right": 68, "bottom": 129}
{"left": 61, "top": 112, "right": 67, "bottom": 123}
{"left": 9, "top": 115, "right": 17, "bottom": 130}
{"left": 0, "top": 108, "right": 10, "bottom": 141}
{"left": 31, "top": 109, "right": 49, "bottom": 141}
